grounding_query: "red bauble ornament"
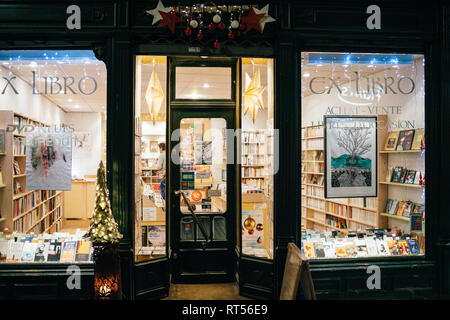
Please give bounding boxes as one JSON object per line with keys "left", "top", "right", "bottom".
{"left": 248, "top": 229, "right": 254, "bottom": 235}
{"left": 208, "top": 23, "right": 215, "bottom": 31}
{"left": 184, "top": 28, "right": 192, "bottom": 36}
{"left": 227, "top": 31, "right": 235, "bottom": 39}
{"left": 218, "top": 22, "right": 226, "bottom": 30}
{"left": 241, "top": 7, "right": 265, "bottom": 34}
{"left": 197, "top": 31, "right": 204, "bottom": 40}
{"left": 213, "top": 40, "right": 220, "bottom": 49}
{"left": 239, "top": 23, "right": 246, "bottom": 30}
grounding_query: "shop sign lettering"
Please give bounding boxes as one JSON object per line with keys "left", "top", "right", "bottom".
{"left": 309, "top": 72, "right": 415, "bottom": 95}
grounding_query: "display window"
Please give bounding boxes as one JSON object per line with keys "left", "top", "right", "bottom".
{"left": 134, "top": 56, "right": 167, "bottom": 261}
{"left": 300, "top": 52, "right": 425, "bottom": 259}
{"left": 0, "top": 50, "right": 107, "bottom": 263}
{"left": 240, "top": 58, "right": 275, "bottom": 259}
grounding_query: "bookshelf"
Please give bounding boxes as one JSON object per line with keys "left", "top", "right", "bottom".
{"left": 0, "top": 111, "right": 64, "bottom": 234}
{"left": 241, "top": 129, "right": 267, "bottom": 190}
{"left": 141, "top": 168, "right": 162, "bottom": 191}
{"left": 301, "top": 115, "right": 389, "bottom": 232}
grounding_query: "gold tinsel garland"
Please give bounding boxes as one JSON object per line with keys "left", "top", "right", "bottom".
{"left": 84, "top": 161, "right": 123, "bottom": 244}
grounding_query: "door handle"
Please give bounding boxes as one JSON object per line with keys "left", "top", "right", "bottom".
{"left": 175, "top": 190, "right": 211, "bottom": 245}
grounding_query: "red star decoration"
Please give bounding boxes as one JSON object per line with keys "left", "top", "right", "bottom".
{"left": 241, "top": 7, "right": 265, "bottom": 34}
{"left": 158, "top": 10, "right": 183, "bottom": 33}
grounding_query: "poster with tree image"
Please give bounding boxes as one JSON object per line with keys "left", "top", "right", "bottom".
{"left": 324, "top": 116, "right": 377, "bottom": 198}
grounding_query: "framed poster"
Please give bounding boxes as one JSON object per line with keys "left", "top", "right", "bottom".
{"left": 149, "top": 141, "right": 159, "bottom": 153}
{"left": 324, "top": 116, "right": 377, "bottom": 198}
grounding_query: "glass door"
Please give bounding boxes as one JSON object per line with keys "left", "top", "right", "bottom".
{"left": 170, "top": 111, "right": 236, "bottom": 283}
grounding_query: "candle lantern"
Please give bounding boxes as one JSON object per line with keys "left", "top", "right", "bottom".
{"left": 93, "top": 242, "right": 122, "bottom": 300}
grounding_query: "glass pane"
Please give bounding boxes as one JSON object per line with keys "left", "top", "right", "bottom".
{"left": 134, "top": 56, "right": 167, "bottom": 261}
{"left": 301, "top": 52, "right": 425, "bottom": 259}
{"left": 241, "top": 58, "right": 275, "bottom": 259}
{"left": 0, "top": 50, "right": 107, "bottom": 263}
{"left": 175, "top": 67, "right": 232, "bottom": 100}
{"left": 179, "top": 118, "right": 227, "bottom": 214}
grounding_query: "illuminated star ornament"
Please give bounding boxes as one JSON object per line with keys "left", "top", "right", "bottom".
{"left": 145, "top": 0, "right": 172, "bottom": 25}
{"left": 243, "top": 68, "right": 266, "bottom": 123}
{"left": 253, "top": 4, "right": 276, "bottom": 32}
{"left": 158, "top": 10, "right": 183, "bottom": 33}
{"left": 241, "top": 7, "right": 265, "bottom": 34}
{"left": 145, "top": 68, "right": 164, "bottom": 125}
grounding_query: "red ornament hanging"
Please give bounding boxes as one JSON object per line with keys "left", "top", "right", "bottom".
{"left": 241, "top": 7, "right": 265, "bottom": 34}
{"left": 227, "top": 31, "right": 235, "bottom": 39}
{"left": 197, "top": 31, "right": 204, "bottom": 40}
{"left": 213, "top": 40, "right": 220, "bottom": 49}
{"left": 239, "top": 23, "right": 246, "bottom": 31}
{"left": 208, "top": 22, "right": 215, "bottom": 31}
{"left": 158, "top": 11, "right": 183, "bottom": 33}
{"left": 184, "top": 27, "right": 192, "bottom": 36}
{"left": 218, "top": 22, "right": 226, "bottom": 30}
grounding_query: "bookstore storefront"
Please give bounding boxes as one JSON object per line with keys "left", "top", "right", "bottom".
{"left": 0, "top": 1, "right": 449, "bottom": 300}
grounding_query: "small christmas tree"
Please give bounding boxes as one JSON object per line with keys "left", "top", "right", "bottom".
{"left": 84, "top": 161, "right": 122, "bottom": 244}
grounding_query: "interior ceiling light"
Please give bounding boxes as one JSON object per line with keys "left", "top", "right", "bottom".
{"left": 145, "top": 68, "right": 164, "bottom": 125}
{"left": 243, "top": 68, "right": 265, "bottom": 124}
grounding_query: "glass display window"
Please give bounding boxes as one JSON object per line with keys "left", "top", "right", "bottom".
{"left": 0, "top": 50, "right": 108, "bottom": 263}
{"left": 301, "top": 52, "right": 425, "bottom": 259}
{"left": 240, "top": 58, "right": 275, "bottom": 259}
{"left": 134, "top": 56, "right": 167, "bottom": 261}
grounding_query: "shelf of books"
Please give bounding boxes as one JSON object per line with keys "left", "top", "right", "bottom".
{"left": 241, "top": 129, "right": 267, "bottom": 190}
{"left": 301, "top": 116, "right": 425, "bottom": 252}
{"left": 301, "top": 115, "right": 389, "bottom": 233}
{"left": 0, "top": 232, "right": 93, "bottom": 263}
{"left": 0, "top": 111, "right": 64, "bottom": 234}
{"left": 379, "top": 127, "right": 425, "bottom": 234}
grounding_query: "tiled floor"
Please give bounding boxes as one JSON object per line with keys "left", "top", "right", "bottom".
{"left": 163, "top": 283, "right": 250, "bottom": 300}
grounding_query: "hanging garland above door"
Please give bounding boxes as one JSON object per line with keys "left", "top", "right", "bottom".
{"left": 145, "top": 1, "right": 276, "bottom": 48}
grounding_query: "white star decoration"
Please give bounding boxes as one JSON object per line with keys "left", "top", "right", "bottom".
{"left": 243, "top": 69, "right": 266, "bottom": 124}
{"left": 146, "top": 0, "right": 172, "bottom": 25}
{"left": 254, "top": 4, "right": 276, "bottom": 32}
{"left": 145, "top": 68, "right": 164, "bottom": 125}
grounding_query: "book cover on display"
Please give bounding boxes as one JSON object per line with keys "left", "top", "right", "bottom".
{"left": 47, "top": 241, "right": 62, "bottom": 262}
{"left": 60, "top": 241, "right": 77, "bottom": 262}
{"left": 335, "top": 239, "right": 346, "bottom": 258}
{"left": 355, "top": 239, "right": 368, "bottom": 257}
{"left": 407, "top": 239, "right": 420, "bottom": 254}
{"left": 7, "top": 241, "right": 24, "bottom": 261}
{"left": 391, "top": 167, "right": 403, "bottom": 183}
{"left": 396, "top": 130, "right": 415, "bottom": 151}
{"left": 411, "top": 129, "right": 424, "bottom": 150}
{"left": 75, "top": 240, "right": 91, "bottom": 262}
{"left": 148, "top": 225, "right": 166, "bottom": 247}
{"left": 34, "top": 241, "right": 50, "bottom": 262}
{"left": 375, "top": 238, "right": 390, "bottom": 256}
{"left": 21, "top": 242, "right": 38, "bottom": 262}
{"left": 303, "top": 241, "right": 315, "bottom": 259}
{"left": 384, "top": 131, "right": 399, "bottom": 151}
{"left": 404, "top": 170, "right": 416, "bottom": 184}
{"left": 313, "top": 242, "right": 326, "bottom": 258}
{"left": 344, "top": 241, "right": 358, "bottom": 258}
{"left": 398, "top": 239, "right": 411, "bottom": 255}
{"left": 323, "top": 242, "right": 336, "bottom": 258}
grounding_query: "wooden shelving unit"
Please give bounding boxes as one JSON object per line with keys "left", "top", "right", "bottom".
{"left": 0, "top": 111, "right": 64, "bottom": 234}
{"left": 141, "top": 168, "right": 162, "bottom": 191}
{"left": 241, "top": 129, "right": 267, "bottom": 190}
{"left": 301, "top": 115, "right": 389, "bottom": 232}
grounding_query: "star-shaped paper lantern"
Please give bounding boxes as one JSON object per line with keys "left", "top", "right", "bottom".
{"left": 241, "top": 7, "right": 265, "bottom": 34}
{"left": 158, "top": 10, "right": 183, "bottom": 33}
{"left": 253, "top": 4, "right": 276, "bottom": 32}
{"left": 243, "top": 69, "right": 266, "bottom": 124}
{"left": 146, "top": 0, "right": 172, "bottom": 25}
{"left": 145, "top": 69, "right": 164, "bottom": 125}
